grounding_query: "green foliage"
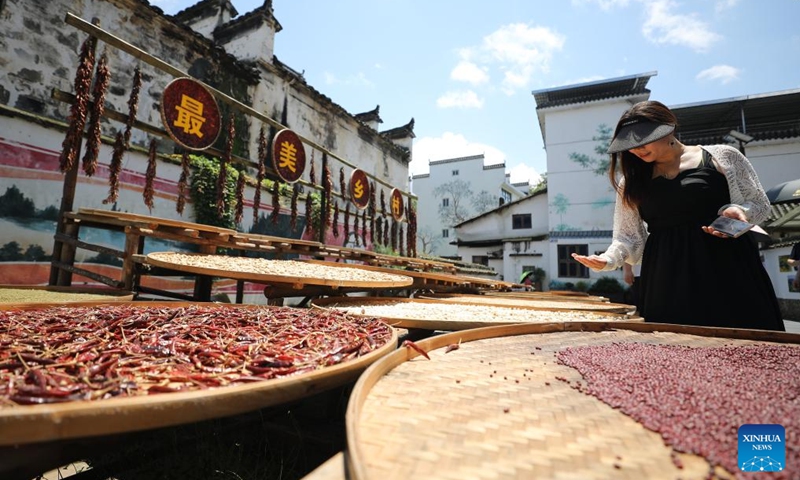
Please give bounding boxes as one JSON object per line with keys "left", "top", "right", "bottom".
{"left": 574, "top": 281, "right": 591, "bottom": 292}
{"left": 0, "top": 185, "right": 36, "bottom": 218}
{"left": 23, "top": 244, "right": 49, "bottom": 261}
{"left": 589, "top": 276, "right": 626, "bottom": 294}
{"left": 374, "top": 243, "right": 398, "bottom": 256}
{"left": 0, "top": 242, "right": 22, "bottom": 261}
{"left": 188, "top": 154, "right": 239, "bottom": 230}
{"left": 530, "top": 174, "right": 547, "bottom": 195}
{"left": 568, "top": 124, "right": 613, "bottom": 176}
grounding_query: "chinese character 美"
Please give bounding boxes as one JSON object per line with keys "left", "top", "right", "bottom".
{"left": 173, "top": 94, "right": 206, "bottom": 137}
{"left": 392, "top": 195, "right": 402, "bottom": 216}
{"left": 353, "top": 179, "right": 364, "bottom": 199}
{"left": 278, "top": 141, "right": 298, "bottom": 173}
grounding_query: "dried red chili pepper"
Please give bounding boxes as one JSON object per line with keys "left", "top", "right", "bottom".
{"left": 332, "top": 201, "right": 340, "bottom": 238}
{"left": 253, "top": 125, "right": 268, "bottom": 224}
{"left": 375, "top": 215, "right": 383, "bottom": 247}
{"left": 361, "top": 209, "right": 367, "bottom": 247}
{"left": 339, "top": 167, "right": 346, "bottom": 198}
{"left": 290, "top": 183, "right": 299, "bottom": 232}
{"left": 383, "top": 217, "right": 389, "bottom": 247}
{"left": 124, "top": 67, "right": 142, "bottom": 148}
{"left": 352, "top": 208, "right": 360, "bottom": 247}
{"left": 143, "top": 138, "right": 157, "bottom": 210}
{"left": 322, "top": 155, "right": 332, "bottom": 233}
{"left": 407, "top": 197, "right": 417, "bottom": 257}
{"left": 103, "top": 132, "right": 125, "bottom": 205}
{"left": 369, "top": 182, "right": 376, "bottom": 244}
{"left": 380, "top": 189, "right": 387, "bottom": 218}
{"left": 235, "top": 167, "right": 246, "bottom": 225}
{"left": 305, "top": 190, "right": 314, "bottom": 238}
{"left": 217, "top": 118, "right": 234, "bottom": 217}
{"left": 344, "top": 203, "right": 351, "bottom": 245}
{"left": 270, "top": 179, "right": 281, "bottom": 226}
{"left": 59, "top": 35, "right": 97, "bottom": 173}
{"left": 309, "top": 150, "right": 316, "bottom": 185}
{"left": 398, "top": 225, "right": 405, "bottom": 256}
{"left": 176, "top": 150, "right": 190, "bottom": 215}
{"left": 82, "top": 51, "right": 110, "bottom": 177}
{"left": 390, "top": 218, "right": 397, "bottom": 252}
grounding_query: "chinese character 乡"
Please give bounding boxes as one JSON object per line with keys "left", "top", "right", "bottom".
{"left": 353, "top": 179, "right": 364, "bottom": 199}
{"left": 278, "top": 141, "right": 298, "bottom": 173}
{"left": 173, "top": 94, "right": 206, "bottom": 137}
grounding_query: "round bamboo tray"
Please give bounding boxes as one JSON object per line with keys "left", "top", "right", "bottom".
{"left": 304, "top": 259, "right": 470, "bottom": 289}
{"left": 346, "top": 322, "right": 800, "bottom": 480}
{"left": 483, "top": 290, "right": 610, "bottom": 302}
{"left": 145, "top": 252, "right": 414, "bottom": 289}
{"left": 0, "top": 285, "right": 134, "bottom": 305}
{"left": 311, "top": 297, "right": 640, "bottom": 331}
{"left": 419, "top": 293, "right": 635, "bottom": 314}
{"left": 0, "top": 302, "right": 397, "bottom": 446}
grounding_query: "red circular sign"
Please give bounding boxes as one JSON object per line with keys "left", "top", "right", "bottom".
{"left": 390, "top": 188, "right": 405, "bottom": 221}
{"left": 272, "top": 129, "right": 306, "bottom": 183}
{"left": 349, "top": 169, "right": 371, "bottom": 210}
{"left": 160, "top": 77, "right": 221, "bottom": 150}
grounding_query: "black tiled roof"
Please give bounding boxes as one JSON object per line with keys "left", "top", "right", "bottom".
{"left": 549, "top": 230, "right": 613, "bottom": 238}
{"left": 532, "top": 72, "right": 656, "bottom": 109}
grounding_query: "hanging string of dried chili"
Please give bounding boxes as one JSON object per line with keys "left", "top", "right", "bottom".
{"left": 391, "top": 218, "right": 398, "bottom": 252}
{"left": 81, "top": 51, "right": 110, "bottom": 177}
{"left": 270, "top": 179, "right": 281, "bottom": 226}
{"left": 59, "top": 35, "right": 97, "bottom": 173}
{"left": 143, "top": 138, "right": 157, "bottom": 211}
{"left": 407, "top": 197, "right": 417, "bottom": 257}
{"left": 352, "top": 208, "right": 360, "bottom": 246}
{"left": 304, "top": 190, "right": 314, "bottom": 238}
{"left": 339, "top": 167, "right": 347, "bottom": 199}
{"left": 234, "top": 167, "right": 246, "bottom": 225}
{"left": 332, "top": 201, "right": 340, "bottom": 238}
{"left": 375, "top": 214, "right": 383, "bottom": 247}
{"left": 322, "top": 154, "right": 332, "bottom": 236}
{"left": 382, "top": 217, "right": 389, "bottom": 249}
{"left": 253, "top": 125, "right": 268, "bottom": 224}
{"left": 176, "top": 150, "right": 190, "bottom": 215}
{"left": 0, "top": 304, "right": 392, "bottom": 405}
{"left": 380, "top": 189, "right": 387, "bottom": 219}
{"left": 361, "top": 209, "right": 368, "bottom": 247}
{"left": 103, "top": 132, "right": 125, "bottom": 205}
{"left": 344, "top": 203, "right": 351, "bottom": 245}
{"left": 290, "top": 183, "right": 299, "bottom": 232}
{"left": 104, "top": 67, "right": 142, "bottom": 205}
{"left": 368, "top": 182, "right": 376, "bottom": 244}
{"left": 309, "top": 150, "right": 316, "bottom": 186}
{"left": 398, "top": 225, "right": 405, "bottom": 257}
{"left": 217, "top": 117, "right": 234, "bottom": 217}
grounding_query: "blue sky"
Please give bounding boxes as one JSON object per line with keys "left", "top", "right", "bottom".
{"left": 151, "top": 0, "right": 800, "bottom": 185}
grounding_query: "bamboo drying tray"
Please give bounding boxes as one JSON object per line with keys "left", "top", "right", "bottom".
{"left": 419, "top": 293, "right": 635, "bottom": 314}
{"left": 304, "top": 260, "right": 469, "bottom": 289}
{"left": 145, "top": 252, "right": 413, "bottom": 290}
{"left": 483, "top": 290, "right": 610, "bottom": 302}
{"left": 346, "top": 322, "right": 800, "bottom": 480}
{"left": 76, "top": 208, "right": 235, "bottom": 235}
{"left": 0, "top": 285, "right": 133, "bottom": 305}
{"left": 0, "top": 302, "right": 397, "bottom": 446}
{"left": 311, "top": 297, "right": 640, "bottom": 331}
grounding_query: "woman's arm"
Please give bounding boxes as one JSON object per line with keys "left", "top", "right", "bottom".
{"left": 704, "top": 145, "right": 771, "bottom": 223}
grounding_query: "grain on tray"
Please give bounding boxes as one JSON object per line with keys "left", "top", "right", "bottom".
{"left": 0, "top": 289, "right": 126, "bottom": 304}
{"left": 328, "top": 300, "right": 625, "bottom": 323}
{"left": 557, "top": 342, "right": 800, "bottom": 479}
{"left": 431, "top": 296, "right": 633, "bottom": 312}
{"left": 148, "top": 252, "right": 410, "bottom": 284}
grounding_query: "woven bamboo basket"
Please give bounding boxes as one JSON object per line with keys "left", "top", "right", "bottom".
{"left": 0, "top": 302, "right": 397, "bottom": 446}
{"left": 311, "top": 296, "right": 640, "bottom": 331}
{"left": 419, "top": 292, "right": 635, "bottom": 314}
{"left": 346, "top": 322, "right": 800, "bottom": 480}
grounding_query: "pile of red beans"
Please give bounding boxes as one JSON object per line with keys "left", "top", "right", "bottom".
{"left": 557, "top": 342, "right": 799, "bottom": 479}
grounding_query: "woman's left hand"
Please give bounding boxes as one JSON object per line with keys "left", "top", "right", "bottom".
{"left": 701, "top": 206, "right": 748, "bottom": 238}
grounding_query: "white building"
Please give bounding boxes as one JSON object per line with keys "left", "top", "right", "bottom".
{"left": 411, "top": 154, "right": 528, "bottom": 258}
{"left": 452, "top": 189, "right": 549, "bottom": 284}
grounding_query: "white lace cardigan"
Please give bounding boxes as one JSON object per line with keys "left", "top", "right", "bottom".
{"left": 597, "top": 145, "right": 771, "bottom": 271}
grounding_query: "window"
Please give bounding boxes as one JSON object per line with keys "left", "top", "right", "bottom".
{"left": 500, "top": 190, "right": 512, "bottom": 203}
{"left": 442, "top": 229, "right": 449, "bottom": 238}
{"left": 512, "top": 214, "right": 532, "bottom": 229}
{"left": 472, "top": 255, "right": 489, "bottom": 266}
{"left": 442, "top": 198, "right": 449, "bottom": 207}
{"left": 452, "top": 169, "right": 459, "bottom": 176}
{"left": 557, "top": 244, "right": 589, "bottom": 278}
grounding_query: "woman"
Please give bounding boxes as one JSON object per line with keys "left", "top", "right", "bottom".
{"left": 572, "top": 101, "right": 784, "bottom": 331}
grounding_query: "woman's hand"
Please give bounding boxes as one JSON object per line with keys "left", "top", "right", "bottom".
{"left": 571, "top": 253, "right": 607, "bottom": 271}
{"left": 702, "top": 205, "right": 748, "bottom": 238}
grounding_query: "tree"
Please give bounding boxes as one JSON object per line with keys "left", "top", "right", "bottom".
{"left": 0, "top": 185, "right": 36, "bottom": 218}
{"left": 416, "top": 226, "right": 441, "bottom": 255}
{"left": 23, "top": 244, "right": 48, "bottom": 261}
{"left": 472, "top": 190, "right": 499, "bottom": 214}
{"left": 0, "top": 242, "right": 23, "bottom": 261}
{"left": 530, "top": 173, "right": 547, "bottom": 195}
{"left": 569, "top": 124, "right": 613, "bottom": 176}
{"left": 434, "top": 179, "right": 473, "bottom": 226}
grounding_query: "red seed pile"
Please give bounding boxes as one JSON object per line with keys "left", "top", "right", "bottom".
{"left": 0, "top": 305, "right": 391, "bottom": 406}
{"left": 557, "top": 342, "right": 800, "bottom": 479}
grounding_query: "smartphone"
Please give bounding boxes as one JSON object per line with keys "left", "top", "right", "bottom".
{"left": 709, "top": 216, "right": 754, "bottom": 238}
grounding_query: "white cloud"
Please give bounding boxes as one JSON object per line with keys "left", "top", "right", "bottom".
{"left": 410, "top": 133, "right": 506, "bottom": 177}
{"left": 508, "top": 163, "right": 541, "bottom": 185}
{"left": 322, "top": 71, "right": 375, "bottom": 88}
{"left": 436, "top": 90, "right": 484, "bottom": 109}
{"left": 571, "top": 0, "right": 633, "bottom": 11}
{"left": 715, "top": 0, "right": 740, "bottom": 13}
{"left": 642, "top": 0, "right": 722, "bottom": 52}
{"left": 696, "top": 64, "right": 741, "bottom": 84}
{"left": 450, "top": 61, "right": 490, "bottom": 85}
{"left": 454, "top": 23, "right": 565, "bottom": 95}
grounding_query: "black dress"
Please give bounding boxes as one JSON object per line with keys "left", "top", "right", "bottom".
{"left": 637, "top": 150, "right": 785, "bottom": 331}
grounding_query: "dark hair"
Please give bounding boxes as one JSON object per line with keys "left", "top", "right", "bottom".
{"left": 608, "top": 101, "right": 678, "bottom": 208}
